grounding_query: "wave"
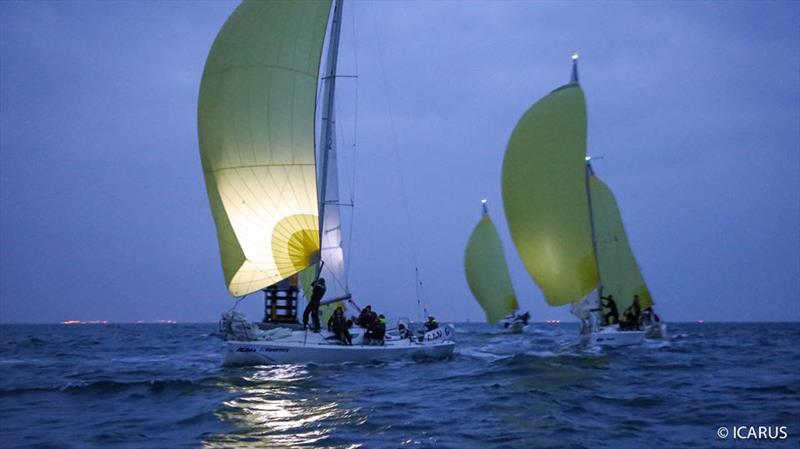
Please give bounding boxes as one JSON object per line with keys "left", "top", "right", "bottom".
{"left": 0, "top": 377, "right": 222, "bottom": 397}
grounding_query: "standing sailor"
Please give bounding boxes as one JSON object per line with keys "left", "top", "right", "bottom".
{"left": 631, "top": 295, "right": 642, "bottom": 328}
{"left": 303, "top": 278, "right": 326, "bottom": 332}
{"left": 600, "top": 295, "right": 619, "bottom": 325}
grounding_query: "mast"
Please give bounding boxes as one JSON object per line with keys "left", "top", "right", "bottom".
{"left": 570, "top": 52, "right": 579, "bottom": 84}
{"left": 585, "top": 160, "right": 603, "bottom": 295}
{"left": 317, "top": 0, "right": 344, "bottom": 275}
{"left": 573, "top": 52, "right": 603, "bottom": 297}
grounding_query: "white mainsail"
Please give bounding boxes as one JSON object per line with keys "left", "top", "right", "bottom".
{"left": 314, "top": 0, "right": 349, "bottom": 304}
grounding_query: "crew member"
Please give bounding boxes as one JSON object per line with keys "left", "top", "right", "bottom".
{"left": 600, "top": 295, "right": 619, "bottom": 325}
{"left": 631, "top": 295, "right": 642, "bottom": 328}
{"left": 365, "top": 314, "right": 387, "bottom": 345}
{"left": 424, "top": 315, "right": 439, "bottom": 331}
{"left": 356, "top": 305, "right": 375, "bottom": 327}
{"left": 327, "top": 306, "right": 352, "bottom": 345}
{"left": 302, "top": 278, "right": 326, "bottom": 332}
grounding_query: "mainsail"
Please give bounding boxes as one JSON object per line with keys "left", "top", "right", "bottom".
{"left": 464, "top": 201, "right": 519, "bottom": 323}
{"left": 501, "top": 60, "right": 599, "bottom": 306}
{"left": 198, "top": 1, "right": 333, "bottom": 296}
{"left": 588, "top": 174, "right": 652, "bottom": 311}
{"left": 298, "top": 0, "right": 349, "bottom": 322}
{"left": 314, "top": 0, "right": 348, "bottom": 304}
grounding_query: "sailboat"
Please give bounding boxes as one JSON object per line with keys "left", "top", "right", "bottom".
{"left": 464, "top": 199, "right": 529, "bottom": 333}
{"left": 198, "top": 0, "right": 455, "bottom": 365}
{"left": 501, "top": 54, "right": 660, "bottom": 347}
{"left": 586, "top": 166, "right": 667, "bottom": 341}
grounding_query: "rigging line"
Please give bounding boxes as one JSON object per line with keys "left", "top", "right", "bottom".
{"left": 331, "top": 112, "right": 354, "bottom": 296}
{"left": 230, "top": 293, "right": 249, "bottom": 311}
{"left": 334, "top": 89, "right": 352, "bottom": 210}
{"left": 415, "top": 267, "right": 429, "bottom": 322}
{"left": 345, "top": 0, "right": 360, "bottom": 289}
{"left": 367, "top": 1, "right": 426, "bottom": 306}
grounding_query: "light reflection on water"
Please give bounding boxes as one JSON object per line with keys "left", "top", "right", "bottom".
{"left": 203, "top": 365, "right": 363, "bottom": 449}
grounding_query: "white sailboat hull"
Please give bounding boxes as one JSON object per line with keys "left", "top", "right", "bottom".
{"left": 645, "top": 323, "right": 667, "bottom": 340}
{"left": 223, "top": 328, "right": 456, "bottom": 366}
{"left": 499, "top": 321, "right": 525, "bottom": 334}
{"left": 496, "top": 312, "right": 529, "bottom": 334}
{"left": 589, "top": 327, "right": 645, "bottom": 348}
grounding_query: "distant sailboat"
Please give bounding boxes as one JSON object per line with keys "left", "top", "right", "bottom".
{"left": 502, "top": 54, "right": 659, "bottom": 347}
{"left": 464, "top": 200, "right": 529, "bottom": 333}
{"left": 198, "top": 0, "right": 455, "bottom": 365}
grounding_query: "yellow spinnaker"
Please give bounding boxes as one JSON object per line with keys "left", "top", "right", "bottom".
{"left": 502, "top": 84, "right": 599, "bottom": 306}
{"left": 589, "top": 176, "right": 653, "bottom": 311}
{"left": 464, "top": 206, "right": 519, "bottom": 323}
{"left": 198, "top": 1, "right": 332, "bottom": 296}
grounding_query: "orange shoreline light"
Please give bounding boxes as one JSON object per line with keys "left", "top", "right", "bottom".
{"left": 61, "top": 320, "right": 109, "bottom": 325}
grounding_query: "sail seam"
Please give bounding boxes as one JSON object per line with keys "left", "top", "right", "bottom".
{"left": 204, "top": 163, "right": 316, "bottom": 174}
{"left": 207, "top": 65, "right": 317, "bottom": 79}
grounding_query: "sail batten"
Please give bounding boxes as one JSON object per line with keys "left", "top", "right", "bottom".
{"left": 198, "top": 0, "right": 333, "bottom": 297}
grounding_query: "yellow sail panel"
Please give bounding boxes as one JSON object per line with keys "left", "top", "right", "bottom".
{"left": 589, "top": 176, "right": 652, "bottom": 311}
{"left": 198, "top": 1, "right": 332, "bottom": 296}
{"left": 502, "top": 84, "right": 599, "bottom": 306}
{"left": 464, "top": 212, "right": 519, "bottom": 323}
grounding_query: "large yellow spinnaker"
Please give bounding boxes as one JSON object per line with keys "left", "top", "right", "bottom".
{"left": 589, "top": 175, "right": 653, "bottom": 311}
{"left": 501, "top": 82, "right": 599, "bottom": 306}
{"left": 198, "top": 1, "right": 333, "bottom": 296}
{"left": 464, "top": 202, "right": 519, "bottom": 323}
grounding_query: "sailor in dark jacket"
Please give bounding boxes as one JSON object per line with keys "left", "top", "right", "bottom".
{"left": 302, "top": 278, "right": 326, "bottom": 332}
{"left": 631, "top": 295, "right": 642, "bottom": 329}
{"left": 356, "top": 305, "right": 375, "bottom": 327}
{"left": 365, "top": 314, "right": 387, "bottom": 345}
{"left": 424, "top": 316, "right": 439, "bottom": 331}
{"left": 600, "top": 295, "right": 619, "bottom": 325}
{"left": 327, "top": 306, "right": 351, "bottom": 345}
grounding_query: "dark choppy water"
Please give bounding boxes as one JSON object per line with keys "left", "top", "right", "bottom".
{"left": 1, "top": 322, "right": 798, "bottom": 448}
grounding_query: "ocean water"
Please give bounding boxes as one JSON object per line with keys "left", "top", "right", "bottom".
{"left": 1, "top": 322, "right": 798, "bottom": 449}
